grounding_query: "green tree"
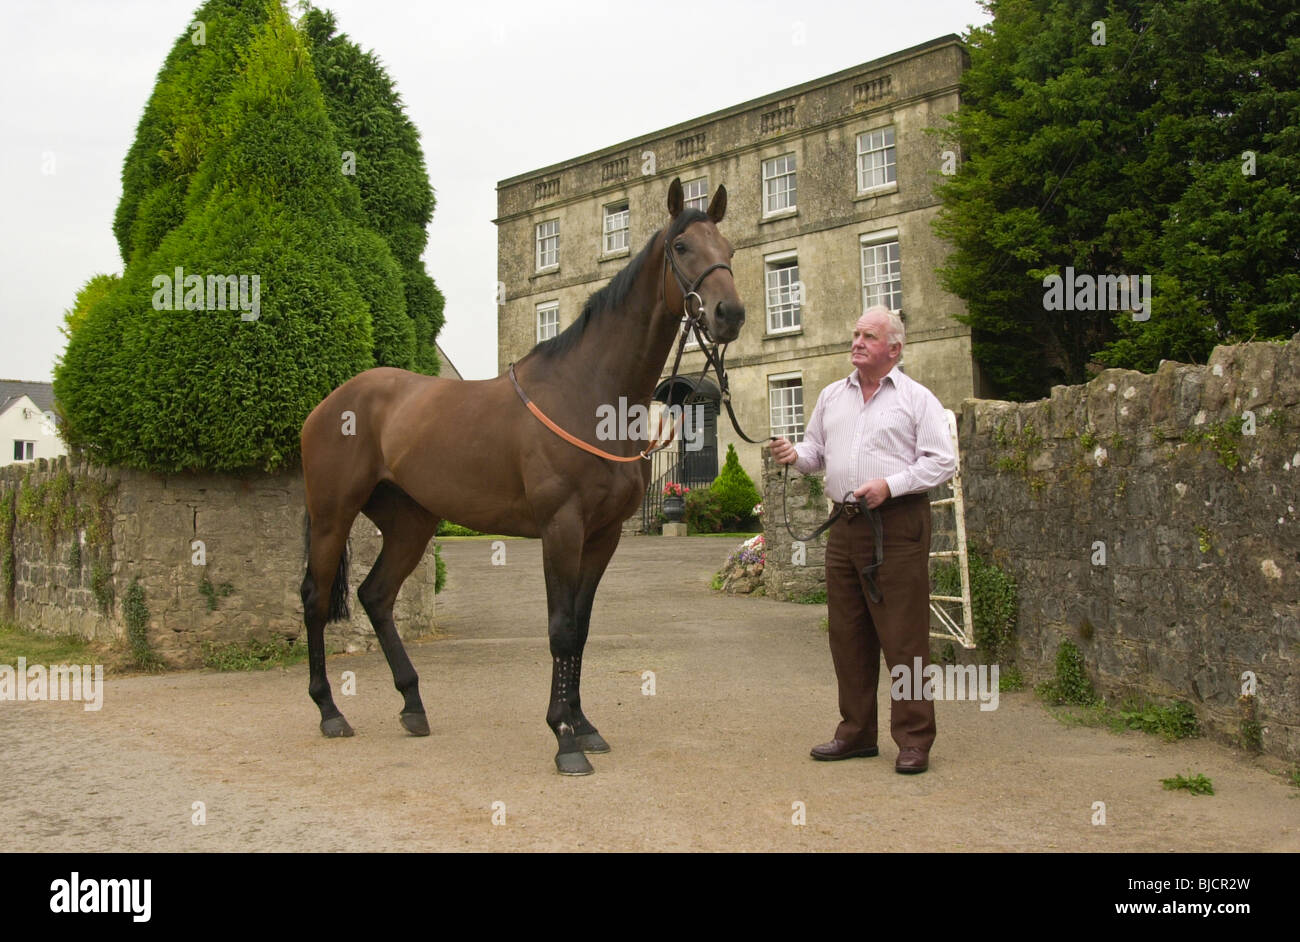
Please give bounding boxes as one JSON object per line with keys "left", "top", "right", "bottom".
{"left": 55, "top": 2, "right": 387, "bottom": 471}
{"left": 302, "top": 6, "right": 445, "bottom": 374}
{"left": 60, "top": 274, "right": 120, "bottom": 343}
{"left": 935, "top": 0, "right": 1299, "bottom": 400}
{"left": 710, "top": 444, "right": 762, "bottom": 529}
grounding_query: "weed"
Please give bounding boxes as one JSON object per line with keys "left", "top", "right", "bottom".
{"left": 202, "top": 636, "right": 309, "bottom": 671}
{"left": 1161, "top": 772, "right": 1214, "bottom": 796}
{"left": 1117, "top": 700, "right": 1200, "bottom": 741}
{"left": 198, "top": 576, "right": 234, "bottom": 611}
{"left": 1036, "top": 639, "right": 1098, "bottom": 705}
{"left": 794, "top": 587, "right": 827, "bottom": 605}
{"left": 123, "top": 577, "right": 162, "bottom": 671}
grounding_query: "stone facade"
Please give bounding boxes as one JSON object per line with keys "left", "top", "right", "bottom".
{"left": 0, "top": 457, "right": 439, "bottom": 667}
{"left": 496, "top": 36, "right": 982, "bottom": 493}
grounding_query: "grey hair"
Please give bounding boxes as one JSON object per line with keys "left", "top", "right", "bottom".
{"left": 863, "top": 305, "right": 905, "bottom": 348}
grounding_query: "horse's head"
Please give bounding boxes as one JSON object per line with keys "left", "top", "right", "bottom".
{"left": 664, "top": 177, "right": 745, "bottom": 343}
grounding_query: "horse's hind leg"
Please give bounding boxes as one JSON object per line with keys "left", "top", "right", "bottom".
{"left": 302, "top": 518, "right": 354, "bottom": 738}
{"left": 359, "top": 483, "right": 438, "bottom": 736}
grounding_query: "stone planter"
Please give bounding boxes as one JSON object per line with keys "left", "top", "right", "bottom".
{"left": 663, "top": 494, "right": 685, "bottom": 522}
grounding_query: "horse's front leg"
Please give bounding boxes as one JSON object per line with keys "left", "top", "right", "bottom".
{"left": 563, "top": 520, "right": 623, "bottom": 756}
{"left": 540, "top": 512, "right": 609, "bottom": 775}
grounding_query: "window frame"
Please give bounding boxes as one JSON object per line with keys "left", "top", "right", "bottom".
{"left": 768, "top": 372, "right": 805, "bottom": 443}
{"left": 535, "top": 219, "right": 559, "bottom": 271}
{"left": 536, "top": 300, "right": 559, "bottom": 342}
{"left": 859, "top": 228, "right": 903, "bottom": 316}
{"left": 763, "top": 249, "right": 802, "bottom": 335}
{"left": 682, "top": 177, "right": 709, "bottom": 213}
{"left": 761, "top": 153, "right": 797, "bottom": 216}
{"left": 856, "top": 125, "right": 897, "bottom": 194}
{"left": 602, "top": 201, "right": 630, "bottom": 255}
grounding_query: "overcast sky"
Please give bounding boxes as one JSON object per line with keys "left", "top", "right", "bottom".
{"left": 0, "top": 0, "right": 990, "bottom": 382}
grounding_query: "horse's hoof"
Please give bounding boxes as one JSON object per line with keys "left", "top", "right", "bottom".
{"left": 320, "top": 716, "right": 354, "bottom": 738}
{"left": 576, "top": 731, "right": 610, "bottom": 754}
{"left": 555, "top": 751, "right": 595, "bottom": 776}
{"left": 400, "top": 711, "right": 430, "bottom": 737}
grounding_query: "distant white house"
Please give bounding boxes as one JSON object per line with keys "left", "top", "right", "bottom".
{"left": 0, "top": 380, "right": 65, "bottom": 467}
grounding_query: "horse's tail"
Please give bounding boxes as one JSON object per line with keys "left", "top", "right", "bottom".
{"left": 302, "top": 511, "right": 350, "bottom": 624}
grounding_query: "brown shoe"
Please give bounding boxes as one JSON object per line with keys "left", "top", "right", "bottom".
{"left": 810, "top": 739, "right": 879, "bottom": 761}
{"left": 895, "top": 747, "right": 929, "bottom": 774}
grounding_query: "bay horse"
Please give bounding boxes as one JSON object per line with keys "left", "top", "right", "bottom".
{"left": 299, "top": 177, "right": 744, "bottom": 774}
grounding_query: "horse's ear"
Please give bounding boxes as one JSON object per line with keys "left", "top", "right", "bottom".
{"left": 667, "top": 177, "right": 683, "bottom": 218}
{"left": 707, "top": 184, "right": 727, "bottom": 223}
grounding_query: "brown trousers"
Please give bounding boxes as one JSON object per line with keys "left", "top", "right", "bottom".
{"left": 824, "top": 492, "right": 935, "bottom": 751}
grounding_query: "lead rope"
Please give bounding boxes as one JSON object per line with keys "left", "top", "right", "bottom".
{"left": 778, "top": 465, "right": 885, "bottom": 605}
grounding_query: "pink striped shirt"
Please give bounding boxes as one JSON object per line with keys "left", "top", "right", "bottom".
{"left": 793, "top": 366, "right": 956, "bottom": 500}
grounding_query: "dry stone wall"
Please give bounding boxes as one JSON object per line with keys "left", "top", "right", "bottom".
{"left": 0, "top": 457, "right": 438, "bottom": 668}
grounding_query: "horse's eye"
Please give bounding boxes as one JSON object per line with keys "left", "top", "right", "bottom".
{"left": 674, "top": 241, "right": 687, "bottom": 253}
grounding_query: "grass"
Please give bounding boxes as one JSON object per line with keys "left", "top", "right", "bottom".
{"left": 0, "top": 619, "right": 96, "bottom": 665}
{"left": 691, "top": 531, "right": 762, "bottom": 538}
{"left": 1046, "top": 696, "right": 1201, "bottom": 742}
{"left": 201, "top": 636, "right": 310, "bottom": 671}
{"left": 793, "top": 588, "right": 827, "bottom": 605}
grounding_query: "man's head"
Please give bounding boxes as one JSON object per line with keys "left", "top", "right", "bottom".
{"left": 850, "top": 305, "right": 903, "bottom": 381}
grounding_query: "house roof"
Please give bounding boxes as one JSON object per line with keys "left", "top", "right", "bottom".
{"left": 0, "top": 380, "right": 55, "bottom": 416}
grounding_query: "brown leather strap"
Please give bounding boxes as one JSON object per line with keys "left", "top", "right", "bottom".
{"left": 508, "top": 364, "right": 679, "bottom": 463}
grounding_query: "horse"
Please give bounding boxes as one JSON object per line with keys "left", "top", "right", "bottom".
{"left": 299, "top": 177, "right": 745, "bottom": 774}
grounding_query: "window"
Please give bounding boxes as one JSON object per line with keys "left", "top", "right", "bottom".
{"left": 861, "top": 232, "right": 902, "bottom": 313}
{"left": 535, "top": 219, "right": 559, "bottom": 270}
{"left": 603, "top": 202, "right": 629, "bottom": 254}
{"left": 13, "top": 440, "right": 35, "bottom": 461}
{"left": 764, "top": 253, "right": 801, "bottom": 333}
{"left": 683, "top": 177, "right": 709, "bottom": 212}
{"left": 769, "top": 375, "right": 804, "bottom": 443}
{"left": 856, "top": 126, "right": 897, "bottom": 192}
{"left": 536, "top": 301, "right": 558, "bottom": 341}
{"left": 762, "top": 154, "right": 796, "bottom": 215}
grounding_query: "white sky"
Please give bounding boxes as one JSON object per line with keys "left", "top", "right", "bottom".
{"left": 0, "top": 0, "right": 990, "bottom": 382}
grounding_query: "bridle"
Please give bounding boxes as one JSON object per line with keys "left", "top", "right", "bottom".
{"left": 508, "top": 219, "right": 755, "bottom": 462}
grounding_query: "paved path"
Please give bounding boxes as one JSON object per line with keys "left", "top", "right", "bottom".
{"left": 2, "top": 536, "right": 1296, "bottom": 851}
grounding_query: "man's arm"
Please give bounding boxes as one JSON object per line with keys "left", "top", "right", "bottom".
{"left": 789, "top": 385, "right": 829, "bottom": 473}
{"left": 882, "top": 389, "right": 957, "bottom": 497}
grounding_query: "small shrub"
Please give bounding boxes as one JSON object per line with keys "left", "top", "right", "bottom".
{"left": 123, "top": 577, "right": 162, "bottom": 671}
{"left": 794, "top": 587, "right": 827, "bottom": 605}
{"left": 710, "top": 444, "right": 761, "bottom": 529}
{"left": 685, "top": 488, "right": 724, "bottom": 533}
{"left": 1117, "top": 700, "right": 1200, "bottom": 741}
{"left": 1037, "top": 639, "right": 1097, "bottom": 705}
{"left": 1161, "top": 772, "right": 1214, "bottom": 796}
{"left": 436, "top": 521, "right": 480, "bottom": 537}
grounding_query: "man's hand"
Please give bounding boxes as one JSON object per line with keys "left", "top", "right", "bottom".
{"left": 769, "top": 437, "right": 798, "bottom": 466}
{"left": 852, "top": 478, "right": 891, "bottom": 509}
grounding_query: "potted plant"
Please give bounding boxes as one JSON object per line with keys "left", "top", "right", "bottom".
{"left": 662, "top": 481, "right": 690, "bottom": 522}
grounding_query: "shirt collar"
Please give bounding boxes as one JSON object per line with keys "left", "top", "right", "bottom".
{"left": 846, "top": 365, "right": 901, "bottom": 390}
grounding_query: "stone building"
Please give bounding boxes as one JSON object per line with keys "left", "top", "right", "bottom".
{"left": 495, "top": 35, "right": 985, "bottom": 492}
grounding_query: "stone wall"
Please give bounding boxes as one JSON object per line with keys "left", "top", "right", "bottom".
{"left": 0, "top": 457, "right": 438, "bottom": 668}
{"left": 759, "top": 453, "right": 830, "bottom": 601}
{"left": 961, "top": 337, "right": 1298, "bottom": 760}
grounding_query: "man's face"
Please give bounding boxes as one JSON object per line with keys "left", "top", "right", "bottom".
{"left": 850, "top": 313, "right": 899, "bottom": 378}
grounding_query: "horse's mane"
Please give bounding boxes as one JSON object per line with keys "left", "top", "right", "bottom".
{"left": 527, "top": 209, "right": 709, "bottom": 362}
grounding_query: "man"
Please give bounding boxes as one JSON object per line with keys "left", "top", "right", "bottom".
{"left": 770, "top": 306, "right": 956, "bottom": 774}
